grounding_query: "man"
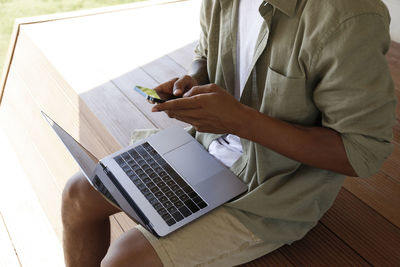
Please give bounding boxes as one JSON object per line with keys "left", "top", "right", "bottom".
{"left": 62, "top": 0, "right": 396, "bottom": 266}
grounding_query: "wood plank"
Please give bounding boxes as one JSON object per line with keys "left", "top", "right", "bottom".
{"left": 381, "top": 142, "right": 400, "bottom": 182}
{"left": 278, "top": 223, "right": 369, "bottom": 266}
{"left": 387, "top": 41, "right": 400, "bottom": 81}
{"left": 394, "top": 122, "right": 400, "bottom": 145}
{"left": 0, "top": 128, "right": 64, "bottom": 266}
{"left": 167, "top": 42, "right": 197, "bottom": 71}
{"left": 141, "top": 55, "right": 187, "bottom": 84}
{"left": 344, "top": 172, "right": 400, "bottom": 227}
{"left": 0, "top": 69, "right": 65, "bottom": 239}
{"left": 0, "top": 213, "right": 20, "bottom": 267}
{"left": 111, "top": 63, "right": 189, "bottom": 130}
{"left": 241, "top": 250, "right": 293, "bottom": 267}
{"left": 321, "top": 188, "right": 400, "bottom": 266}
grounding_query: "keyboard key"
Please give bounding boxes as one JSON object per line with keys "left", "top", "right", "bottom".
{"left": 150, "top": 186, "right": 160, "bottom": 194}
{"left": 175, "top": 189, "right": 185, "bottom": 197}
{"left": 142, "top": 164, "right": 150, "bottom": 169}
{"left": 153, "top": 177, "right": 161, "bottom": 184}
{"left": 122, "top": 166, "right": 131, "bottom": 172}
{"left": 166, "top": 180, "right": 177, "bottom": 187}
{"left": 161, "top": 213, "right": 171, "bottom": 220}
{"left": 179, "top": 206, "right": 192, "bottom": 217}
{"left": 128, "top": 149, "right": 139, "bottom": 158}
{"left": 170, "top": 184, "right": 180, "bottom": 192}
{"left": 165, "top": 191, "right": 175, "bottom": 199}
{"left": 171, "top": 212, "right": 184, "bottom": 222}
{"left": 184, "top": 199, "right": 200, "bottom": 213}
{"left": 182, "top": 186, "right": 193, "bottom": 194}
{"left": 154, "top": 191, "right": 164, "bottom": 198}
{"left": 151, "top": 163, "right": 159, "bottom": 169}
{"left": 147, "top": 182, "right": 156, "bottom": 189}
{"left": 188, "top": 191, "right": 198, "bottom": 199}
{"left": 167, "top": 206, "right": 177, "bottom": 214}
{"left": 160, "top": 186, "right": 170, "bottom": 193}
{"left": 137, "top": 183, "right": 146, "bottom": 191}
{"left": 180, "top": 194, "right": 189, "bottom": 202}
{"left": 197, "top": 201, "right": 207, "bottom": 209}
{"left": 141, "top": 188, "right": 150, "bottom": 194}
{"left": 153, "top": 202, "right": 163, "bottom": 211}
{"left": 149, "top": 198, "right": 159, "bottom": 206}
{"left": 192, "top": 196, "right": 203, "bottom": 204}
{"left": 145, "top": 193, "right": 155, "bottom": 201}
{"left": 174, "top": 176, "right": 186, "bottom": 187}
{"left": 166, "top": 218, "right": 176, "bottom": 226}
{"left": 142, "top": 178, "right": 151, "bottom": 184}
{"left": 130, "top": 176, "right": 140, "bottom": 184}
{"left": 159, "top": 196, "right": 168, "bottom": 203}
{"left": 170, "top": 196, "right": 179, "bottom": 204}
{"left": 174, "top": 201, "right": 184, "bottom": 209}
{"left": 164, "top": 201, "right": 173, "bottom": 209}
{"left": 114, "top": 156, "right": 124, "bottom": 164}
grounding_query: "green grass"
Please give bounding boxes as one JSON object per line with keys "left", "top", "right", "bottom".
{"left": 0, "top": 0, "right": 145, "bottom": 77}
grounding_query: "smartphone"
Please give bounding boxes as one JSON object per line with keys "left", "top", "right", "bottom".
{"left": 134, "top": 85, "right": 178, "bottom": 104}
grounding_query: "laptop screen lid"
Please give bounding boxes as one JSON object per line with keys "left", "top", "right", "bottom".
{"left": 41, "top": 111, "right": 98, "bottom": 181}
{"left": 41, "top": 111, "right": 152, "bottom": 230}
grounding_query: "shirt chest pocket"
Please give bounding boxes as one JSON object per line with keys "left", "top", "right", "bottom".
{"left": 261, "top": 67, "right": 318, "bottom": 125}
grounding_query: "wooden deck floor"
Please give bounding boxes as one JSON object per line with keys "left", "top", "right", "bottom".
{"left": 0, "top": 1, "right": 399, "bottom": 265}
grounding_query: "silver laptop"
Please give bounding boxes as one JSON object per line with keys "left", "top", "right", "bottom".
{"left": 42, "top": 111, "right": 247, "bottom": 237}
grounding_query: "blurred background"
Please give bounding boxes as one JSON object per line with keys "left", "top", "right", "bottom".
{"left": 0, "top": 0, "right": 146, "bottom": 78}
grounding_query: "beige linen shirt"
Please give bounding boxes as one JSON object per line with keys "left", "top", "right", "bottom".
{"left": 188, "top": 0, "right": 396, "bottom": 243}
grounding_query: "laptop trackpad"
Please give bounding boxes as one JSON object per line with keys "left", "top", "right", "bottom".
{"left": 163, "top": 141, "right": 224, "bottom": 186}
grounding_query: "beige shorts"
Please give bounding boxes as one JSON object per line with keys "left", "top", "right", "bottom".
{"left": 136, "top": 207, "right": 282, "bottom": 267}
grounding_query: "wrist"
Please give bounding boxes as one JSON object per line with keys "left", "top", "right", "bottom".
{"left": 231, "top": 104, "right": 259, "bottom": 138}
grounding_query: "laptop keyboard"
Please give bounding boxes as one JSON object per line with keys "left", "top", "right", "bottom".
{"left": 114, "top": 142, "right": 208, "bottom": 226}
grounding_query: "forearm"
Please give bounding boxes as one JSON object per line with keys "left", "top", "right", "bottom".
{"left": 235, "top": 105, "right": 357, "bottom": 176}
{"left": 189, "top": 59, "right": 209, "bottom": 85}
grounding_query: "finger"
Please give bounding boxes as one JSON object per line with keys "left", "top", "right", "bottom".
{"left": 168, "top": 114, "right": 207, "bottom": 130}
{"left": 183, "top": 84, "right": 217, "bottom": 97}
{"left": 152, "top": 97, "right": 202, "bottom": 112}
{"left": 173, "top": 75, "right": 197, "bottom": 96}
{"left": 166, "top": 109, "right": 205, "bottom": 120}
{"left": 153, "top": 78, "right": 179, "bottom": 94}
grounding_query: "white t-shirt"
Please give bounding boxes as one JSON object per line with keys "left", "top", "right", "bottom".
{"left": 209, "top": 0, "right": 264, "bottom": 167}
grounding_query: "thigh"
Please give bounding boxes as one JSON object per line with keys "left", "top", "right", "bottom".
{"left": 136, "top": 207, "right": 282, "bottom": 267}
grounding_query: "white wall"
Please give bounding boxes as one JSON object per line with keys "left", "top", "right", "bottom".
{"left": 383, "top": 0, "right": 400, "bottom": 42}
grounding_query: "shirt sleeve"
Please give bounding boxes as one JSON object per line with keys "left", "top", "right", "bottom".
{"left": 311, "top": 13, "right": 396, "bottom": 178}
{"left": 193, "top": 0, "right": 209, "bottom": 61}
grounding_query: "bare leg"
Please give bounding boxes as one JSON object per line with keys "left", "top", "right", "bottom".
{"left": 62, "top": 172, "right": 120, "bottom": 267}
{"left": 101, "top": 228, "right": 163, "bottom": 267}
{"left": 62, "top": 172, "right": 163, "bottom": 267}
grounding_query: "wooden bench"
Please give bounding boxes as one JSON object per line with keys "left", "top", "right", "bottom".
{"left": 0, "top": 0, "right": 399, "bottom": 265}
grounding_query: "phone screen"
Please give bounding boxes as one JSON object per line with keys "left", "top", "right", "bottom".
{"left": 134, "top": 85, "right": 178, "bottom": 103}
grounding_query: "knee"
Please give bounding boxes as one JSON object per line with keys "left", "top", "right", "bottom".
{"left": 100, "top": 242, "right": 134, "bottom": 267}
{"left": 61, "top": 172, "right": 94, "bottom": 225}
{"left": 101, "top": 230, "right": 162, "bottom": 267}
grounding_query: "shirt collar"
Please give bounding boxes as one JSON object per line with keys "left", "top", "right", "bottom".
{"left": 264, "top": 0, "right": 298, "bottom": 17}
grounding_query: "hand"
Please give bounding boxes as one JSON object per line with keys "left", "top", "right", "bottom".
{"left": 154, "top": 75, "right": 198, "bottom": 97}
{"left": 152, "top": 83, "right": 248, "bottom": 134}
